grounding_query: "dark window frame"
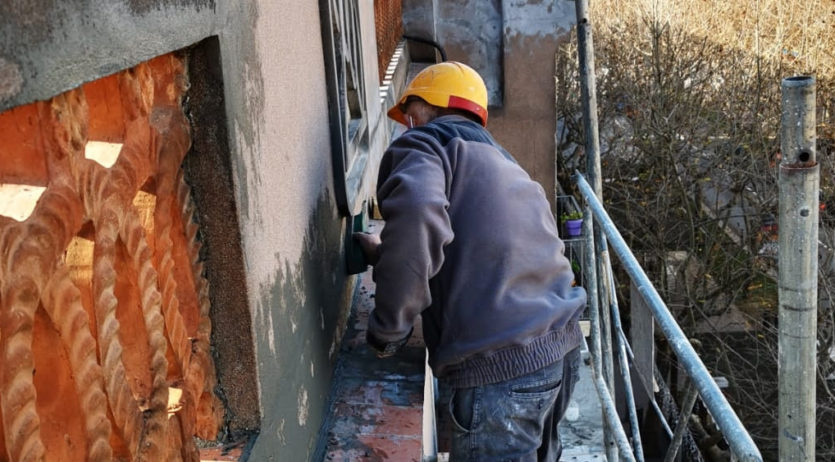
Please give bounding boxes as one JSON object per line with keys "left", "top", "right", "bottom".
{"left": 319, "top": 0, "right": 370, "bottom": 216}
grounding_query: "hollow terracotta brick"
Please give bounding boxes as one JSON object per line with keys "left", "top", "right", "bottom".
{"left": 32, "top": 304, "right": 87, "bottom": 462}
{"left": 0, "top": 103, "right": 49, "bottom": 186}
{"left": 84, "top": 74, "right": 127, "bottom": 144}
{"left": 0, "top": 53, "right": 223, "bottom": 461}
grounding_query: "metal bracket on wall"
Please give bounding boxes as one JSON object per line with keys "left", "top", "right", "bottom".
{"left": 345, "top": 201, "right": 369, "bottom": 274}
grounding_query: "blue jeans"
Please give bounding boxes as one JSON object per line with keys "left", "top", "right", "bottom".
{"left": 445, "top": 347, "right": 580, "bottom": 462}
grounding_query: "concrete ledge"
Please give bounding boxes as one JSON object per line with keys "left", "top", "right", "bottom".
{"left": 320, "top": 222, "right": 427, "bottom": 461}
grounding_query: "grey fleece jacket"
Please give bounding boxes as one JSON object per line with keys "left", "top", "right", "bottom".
{"left": 369, "top": 115, "right": 586, "bottom": 388}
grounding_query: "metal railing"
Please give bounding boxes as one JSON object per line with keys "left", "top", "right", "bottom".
{"left": 574, "top": 171, "right": 763, "bottom": 462}
{"left": 570, "top": 0, "right": 762, "bottom": 459}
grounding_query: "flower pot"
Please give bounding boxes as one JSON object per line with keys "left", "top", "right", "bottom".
{"left": 564, "top": 218, "right": 583, "bottom": 237}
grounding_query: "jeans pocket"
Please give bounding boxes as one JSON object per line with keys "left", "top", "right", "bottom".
{"left": 449, "top": 387, "right": 476, "bottom": 433}
{"left": 491, "top": 380, "right": 561, "bottom": 455}
{"left": 509, "top": 377, "right": 563, "bottom": 399}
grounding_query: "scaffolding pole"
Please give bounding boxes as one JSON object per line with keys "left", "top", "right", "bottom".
{"left": 576, "top": 172, "right": 763, "bottom": 462}
{"left": 574, "top": 1, "right": 617, "bottom": 459}
{"left": 778, "top": 75, "right": 818, "bottom": 462}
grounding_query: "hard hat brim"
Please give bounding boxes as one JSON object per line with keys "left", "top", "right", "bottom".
{"left": 387, "top": 103, "right": 408, "bottom": 127}
{"left": 387, "top": 94, "right": 488, "bottom": 127}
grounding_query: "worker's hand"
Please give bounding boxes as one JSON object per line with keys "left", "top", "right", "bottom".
{"left": 352, "top": 232, "right": 382, "bottom": 266}
{"left": 366, "top": 328, "right": 413, "bottom": 358}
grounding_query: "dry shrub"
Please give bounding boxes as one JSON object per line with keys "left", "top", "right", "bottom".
{"left": 621, "top": 1, "right": 830, "bottom": 71}
{"left": 557, "top": 1, "right": 835, "bottom": 460}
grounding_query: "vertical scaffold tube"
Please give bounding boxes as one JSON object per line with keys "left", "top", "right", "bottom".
{"left": 574, "top": 1, "right": 617, "bottom": 459}
{"left": 778, "top": 75, "right": 818, "bottom": 462}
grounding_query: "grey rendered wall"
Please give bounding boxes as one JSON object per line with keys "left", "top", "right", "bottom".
{"left": 240, "top": 1, "right": 381, "bottom": 458}
{"left": 0, "top": 1, "right": 368, "bottom": 459}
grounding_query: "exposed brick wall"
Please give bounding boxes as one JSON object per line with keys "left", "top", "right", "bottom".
{"left": 0, "top": 55, "right": 225, "bottom": 461}
{"left": 374, "top": 0, "right": 403, "bottom": 82}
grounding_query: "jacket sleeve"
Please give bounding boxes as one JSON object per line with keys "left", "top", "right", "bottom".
{"left": 367, "top": 131, "right": 454, "bottom": 346}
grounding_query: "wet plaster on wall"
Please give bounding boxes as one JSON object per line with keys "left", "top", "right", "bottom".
{"left": 195, "top": 0, "right": 350, "bottom": 271}
{"left": 125, "top": 0, "right": 214, "bottom": 15}
{"left": 185, "top": 2, "right": 355, "bottom": 456}
{"left": 214, "top": 1, "right": 265, "bottom": 225}
{"left": 247, "top": 191, "right": 354, "bottom": 461}
{"left": 227, "top": 9, "right": 342, "bottom": 455}
{"left": 0, "top": 57, "right": 23, "bottom": 102}
{"left": 225, "top": 0, "right": 333, "bottom": 268}
{"left": 207, "top": 3, "right": 354, "bottom": 459}
{"left": 0, "top": 0, "right": 219, "bottom": 112}
{"left": 435, "top": 0, "right": 503, "bottom": 106}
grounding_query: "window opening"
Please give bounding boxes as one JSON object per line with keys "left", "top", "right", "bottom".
{"left": 321, "top": 0, "right": 371, "bottom": 215}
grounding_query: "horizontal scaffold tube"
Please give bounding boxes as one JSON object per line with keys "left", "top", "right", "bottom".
{"left": 574, "top": 171, "right": 763, "bottom": 462}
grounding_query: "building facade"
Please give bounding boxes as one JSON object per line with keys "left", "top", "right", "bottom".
{"left": 0, "top": 1, "right": 575, "bottom": 459}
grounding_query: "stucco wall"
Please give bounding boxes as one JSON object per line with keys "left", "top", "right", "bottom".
{"left": 0, "top": 0, "right": 217, "bottom": 113}
{"left": 0, "top": 1, "right": 368, "bottom": 459}
{"left": 491, "top": 0, "right": 575, "bottom": 209}
{"left": 240, "top": 1, "right": 354, "bottom": 459}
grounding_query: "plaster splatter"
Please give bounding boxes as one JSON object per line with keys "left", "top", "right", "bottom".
{"left": 0, "top": 57, "right": 22, "bottom": 101}
{"left": 277, "top": 418, "right": 287, "bottom": 446}
{"left": 297, "top": 386, "right": 309, "bottom": 426}
{"left": 267, "top": 300, "right": 276, "bottom": 355}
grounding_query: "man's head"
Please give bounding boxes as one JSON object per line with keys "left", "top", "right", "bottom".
{"left": 387, "top": 61, "right": 488, "bottom": 128}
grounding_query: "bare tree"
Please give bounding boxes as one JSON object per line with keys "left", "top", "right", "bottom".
{"left": 556, "top": 1, "right": 835, "bottom": 459}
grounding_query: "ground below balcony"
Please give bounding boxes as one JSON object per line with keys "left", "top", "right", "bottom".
{"left": 319, "top": 222, "right": 607, "bottom": 461}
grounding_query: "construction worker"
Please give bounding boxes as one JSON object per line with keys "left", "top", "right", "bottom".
{"left": 354, "top": 61, "right": 586, "bottom": 461}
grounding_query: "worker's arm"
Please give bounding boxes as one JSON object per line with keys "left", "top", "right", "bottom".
{"left": 366, "top": 131, "right": 453, "bottom": 356}
{"left": 352, "top": 232, "right": 381, "bottom": 266}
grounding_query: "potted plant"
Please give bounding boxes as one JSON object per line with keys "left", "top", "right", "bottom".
{"left": 560, "top": 210, "right": 584, "bottom": 238}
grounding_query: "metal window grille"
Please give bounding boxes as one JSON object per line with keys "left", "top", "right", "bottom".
{"left": 320, "top": 0, "right": 371, "bottom": 216}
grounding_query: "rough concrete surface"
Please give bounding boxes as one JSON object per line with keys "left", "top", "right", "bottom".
{"left": 0, "top": 0, "right": 217, "bottom": 112}
{"left": 560, "top": 345, "right": 609, "bottom": 461}
{"left": 318, "top": 221, "right": 426, "bottom": 461}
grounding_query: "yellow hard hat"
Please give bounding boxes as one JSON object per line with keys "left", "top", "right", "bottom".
{"left": 387, "top": 61, "right": 489, "bottom": 126}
